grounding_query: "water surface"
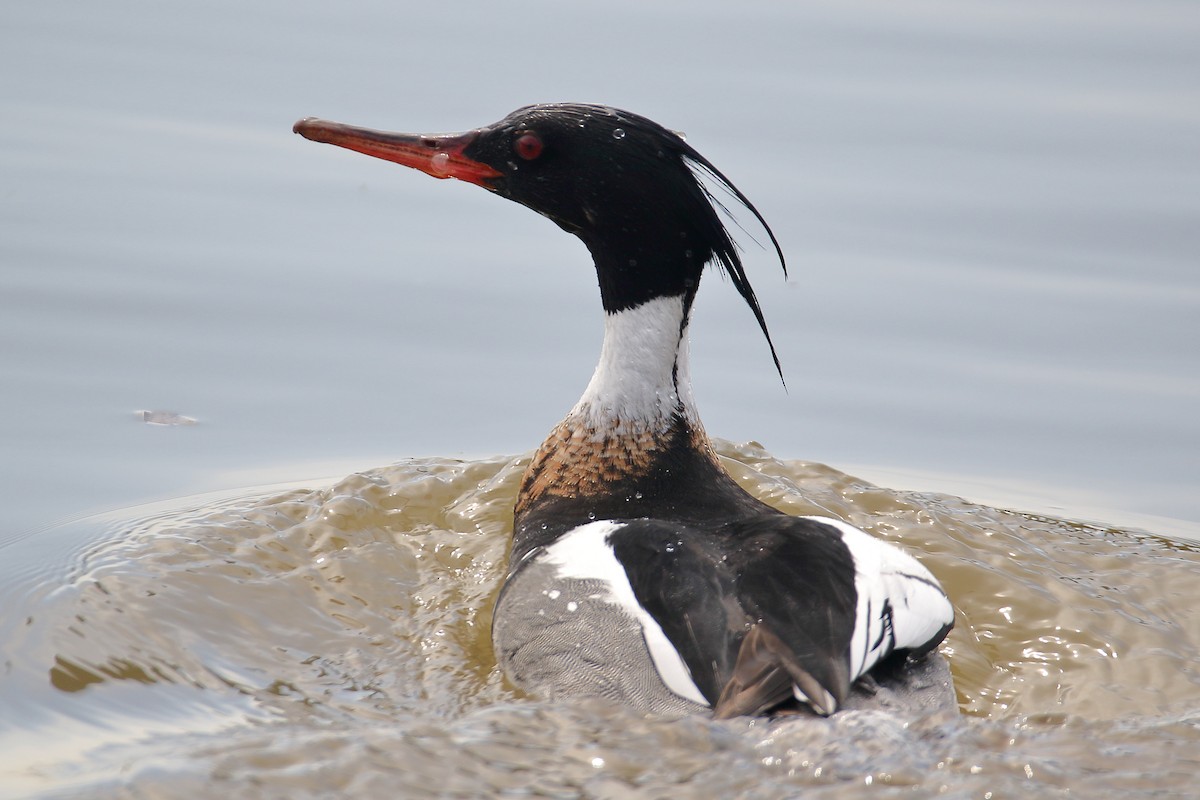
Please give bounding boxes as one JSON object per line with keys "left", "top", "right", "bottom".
{"left": 1, "top": 0, "right": 1196, "bottom": 535}
{"left": 2, "top": 445, "right": 1198, "bottom": 796}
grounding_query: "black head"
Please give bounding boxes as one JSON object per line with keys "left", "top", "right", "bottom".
{"left": 295, "top": 103, "right": 786, "bottom": 376}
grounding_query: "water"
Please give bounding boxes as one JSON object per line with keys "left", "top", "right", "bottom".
{"left": 2, "top": 0, "right": 1198, "bottom": 795}
{"left": 2, "top": 446, "right": 1198, "bottom": 796}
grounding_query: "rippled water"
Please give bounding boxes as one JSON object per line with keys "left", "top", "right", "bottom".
{"left": 2, "top": 442, "right": 1197, "bottom": 797}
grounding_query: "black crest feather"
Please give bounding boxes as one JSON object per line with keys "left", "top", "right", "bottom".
{"left": 680, "top": 150, "right": 788, "bottom": 382}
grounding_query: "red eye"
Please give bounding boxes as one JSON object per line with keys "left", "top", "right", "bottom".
{"left": 514, "top": 132, "right": 543, "bottom": 161}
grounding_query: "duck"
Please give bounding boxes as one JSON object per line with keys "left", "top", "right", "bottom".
{"left": 293, "top": 103, "right": 954, "bottom": 718}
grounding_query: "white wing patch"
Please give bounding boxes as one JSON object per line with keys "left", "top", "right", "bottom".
{"left": 541, "top": 520, "right": 709, "bottom": 706}
{"left": 802, "top": 516, "right": 954, "bottom": 681}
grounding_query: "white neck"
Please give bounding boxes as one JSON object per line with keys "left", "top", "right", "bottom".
{"left": 569, "top": 294, "right": 698, "bottom": 434}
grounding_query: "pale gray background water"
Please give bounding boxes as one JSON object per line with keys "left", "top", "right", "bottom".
{"left": 2, "top": 0, "right": 1198, "bottom": 542}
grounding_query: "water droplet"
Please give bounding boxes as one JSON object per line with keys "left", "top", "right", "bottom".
{"left": 587, "top": 511, "right": 596, "bottom": 520}
{"left": 634, "top": 492, "right": 643, "bottom": 500}
{"left": 430, "top": 152, "right": 451, "bottom": 175}
{"left": 612, "top": 128, "right": 626, "bottom": 140}
{"left": 591, "top": 757, "right": 605, "bottom": 768}
{"left": 567, "top": 601, "right": 578, "bottom": 612}
{"left": 547, "top": 589, "right": 560, "bottom": 600}
{"left": 665, "top": 543, "right": 675, "bottom": 553}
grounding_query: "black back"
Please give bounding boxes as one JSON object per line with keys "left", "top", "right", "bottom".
{"left": 608, "top": 515, "right": 859, "bottom": 709}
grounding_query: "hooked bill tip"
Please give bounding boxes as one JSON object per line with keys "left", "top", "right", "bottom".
{"left": 293, "top": 117, "right": 322, "bottom": 137}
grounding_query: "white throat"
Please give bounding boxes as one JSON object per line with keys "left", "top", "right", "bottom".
{"left": 570, "top": 294, "right": 697, "bottom": 433}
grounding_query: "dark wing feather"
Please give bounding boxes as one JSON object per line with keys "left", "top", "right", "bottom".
{"left": 712, "top": 622, "right": 839, "bottom": 718}
{"left": 720, "top": 516, "right": 858, "bottom": 715}
{"left": 610, "top": 516, "right": 862, "bottom": 717}
{"left": 607, "top": 521, "right": 745, "bottom": 704}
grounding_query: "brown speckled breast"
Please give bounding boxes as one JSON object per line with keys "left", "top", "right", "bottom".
{"left": 516, "top": 417, "right": 739, "bottom": 522}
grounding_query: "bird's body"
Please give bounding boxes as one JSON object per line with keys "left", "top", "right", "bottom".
{"left": 294, "top": 104, "right": 955, "bottom": 718}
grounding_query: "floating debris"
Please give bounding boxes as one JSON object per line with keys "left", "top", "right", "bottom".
{"left": 136, "top": 410, "right": 198, "bottom": 427}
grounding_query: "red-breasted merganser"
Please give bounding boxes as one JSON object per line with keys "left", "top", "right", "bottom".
{"left": 294, "top": 104, "right": 954, "bottom": 718}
